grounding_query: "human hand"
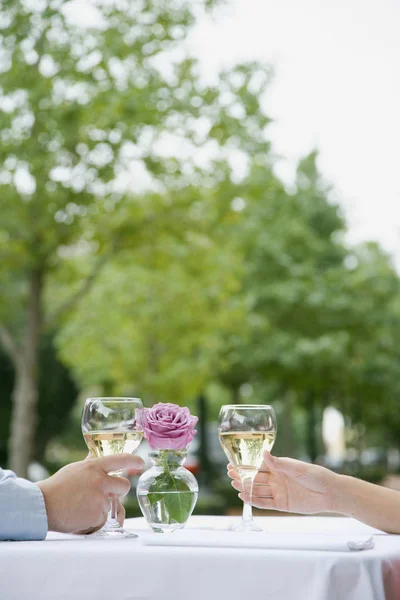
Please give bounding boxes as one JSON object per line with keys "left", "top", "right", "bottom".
{"left": 228, "top": 452, "right": 339, "bottom": 514}
{"left": 75, "top": 499, "right": 126, "bottom": 535}
{"left": 38, "top": 454, "right": 144, "bottom": 534}
{"left": 73, "top": 453, "right": 127, "bottom": 534}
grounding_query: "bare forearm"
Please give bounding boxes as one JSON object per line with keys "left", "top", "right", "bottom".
{"left": 334, "top": 474, "right": 400, "bottom": 533}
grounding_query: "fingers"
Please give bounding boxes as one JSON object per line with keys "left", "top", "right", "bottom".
{"left": 227, "top": 461, "right": 276, "bottom": 509}
{"left": 239, "top": 493, "right": 277, "bottom": 510}
{"left": 227, "top": 464, "right": 237, "bottom": 478}
{"left": 97, "top": 454, "right": 145, "bottom": 474}
{"left": 126, "top": 466, "right": 144, "bottom": 477}
{"left": 231, "top": 479, "right": 241, "bottom": 492}
{"left": 76, "top": 526, "right": 101, "bottom": 535}
{"left": 263, "top": 452, "right": 309, "bottom": 479}
{"left": 116, "top": 500, "right": 126, "bottom": 527}
{"left": 104, "top": 475, "right": 131, "bottom": 497}
{"left": 77, "top": 518, "right": 106, "bottom": 535}
{"left": 253, "top": 471, "right": 270, "bottom": 485}
{"left": 262, "top": 452, "right": 276, "bottom": 469}
{"left": 228, "top": 466, "right": 270, "bottom": 485}
{"left": 74, "top": 502, "right": 108, "bottom": 534}
{"left": 227, "top": 463, "right": 270, "bottom": 476}
{"left": 231, "top": 479, "right": 271, "bottom": 496}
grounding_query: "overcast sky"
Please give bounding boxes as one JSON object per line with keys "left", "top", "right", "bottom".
{"left": 188, "top": 0, "right": 400, "bottom": 265}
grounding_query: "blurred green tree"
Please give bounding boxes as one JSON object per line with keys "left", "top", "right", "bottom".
{"left": 214, "top": 153, "right": 400, "bottom": 461}
{"left": 54, "top": 185, "right": 245, "bottom": 404}
{"left": 0, "top": 337, "right": 78, "bottom": 466}
{"left": 53, "top": 150, "right": 400, "bottom": 468}
{"left": 215, "top": 154, "right": 347, "bottom": 454}
{"left": 0, "top": 0, "right": 272, "bottom": 475}
{"left": 332, "top": 243, "right": 400, "bottom": 462}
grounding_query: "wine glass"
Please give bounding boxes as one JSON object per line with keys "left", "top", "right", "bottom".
{"left": 218, "top": 404, "right": 277, "bottom": 532}
{"left": 82, "top": 397, "right": 144, "bottom": 538}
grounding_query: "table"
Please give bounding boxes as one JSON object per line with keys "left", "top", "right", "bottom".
{"left": 1, "top": 516, "right": 400, "bottom": 600}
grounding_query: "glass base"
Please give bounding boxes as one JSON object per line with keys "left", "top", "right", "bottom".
{"left": 231, "top": 519, "right": 263, "bottom": 533}
{"left": 87, "top": 527, "right": 138, "bottom": 539}
{"left": 150, "top": 522, "right": 186, "bottom": 534}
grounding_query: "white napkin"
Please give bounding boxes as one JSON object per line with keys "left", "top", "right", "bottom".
{"left": 141, "top": 529, "right": 374, "bottom": 552}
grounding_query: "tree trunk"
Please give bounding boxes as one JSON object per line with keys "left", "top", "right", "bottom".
{"left": 8, "top": 269, "right": 43, "bottom": 477}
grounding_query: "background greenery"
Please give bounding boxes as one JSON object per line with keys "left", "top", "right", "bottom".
{"left": 1, "top": 0, "right": 400, "bottom": 513}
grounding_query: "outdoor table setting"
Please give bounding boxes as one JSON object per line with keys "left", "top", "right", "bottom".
{"left": 2, "top": 398, "right": 400, "bottom": 600}
{"left": 1, "top": 515, "right": 400, "bottom": 600}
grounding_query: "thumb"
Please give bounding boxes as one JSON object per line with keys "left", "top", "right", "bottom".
{"left": 263, "top": 452, "right": 309, "bottom": 479}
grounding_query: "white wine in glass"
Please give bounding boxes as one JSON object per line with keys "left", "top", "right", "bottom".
{"left": 218, "top": 404, "right": 277, "bottom": 532}
{"left": 84, "top": 431, "right": 143, "bottom": 473}
{"left": 82, "top": 397, "right": 144, "bottom": 538}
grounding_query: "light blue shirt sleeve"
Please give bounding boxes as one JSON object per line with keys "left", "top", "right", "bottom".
{"left": 0, "top": 467, "right": 48, "bottom": 541}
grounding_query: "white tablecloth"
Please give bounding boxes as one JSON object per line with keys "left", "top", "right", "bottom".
{"left": 1, "top": 516, "right": 400, "bottom": 600}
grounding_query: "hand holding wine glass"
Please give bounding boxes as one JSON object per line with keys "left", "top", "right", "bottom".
{"left": 81, "top": 397, "right": 144, "bottom": 538}
{"left": 218, "top": 404, "right": 277, "bottom": 532}
{"left": 38, "top": 454, "right": 144, "bottom": 534}
{"left": 228, "top": 452, "right": 338, "bottom": 514}
{"left": 229, "top": 451, "right": 400, "bottom": 535}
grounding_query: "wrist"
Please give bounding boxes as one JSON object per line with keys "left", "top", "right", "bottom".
{"left": 330, "top": 474, "right": 354, "bottom": 516}
{"left": 37, "top": 480, "right": 56, "bottom": 532}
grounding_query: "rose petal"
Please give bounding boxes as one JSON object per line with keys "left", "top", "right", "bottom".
{"left": 142, "top": 402, "right": 198, "bottom": 450}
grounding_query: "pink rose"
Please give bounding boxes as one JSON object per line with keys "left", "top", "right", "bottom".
{"left": 143, "top": 403, "right": 198, "bottom": 450}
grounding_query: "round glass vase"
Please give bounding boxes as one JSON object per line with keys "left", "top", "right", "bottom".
{"left": 137, "top": 449, "right": 198, "bottom": 533}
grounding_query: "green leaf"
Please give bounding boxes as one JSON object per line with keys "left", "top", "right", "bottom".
{"left": 147, "top": 492, "right": 166, "bottom": 506}
{"left": 163, "top": 491, "right": 194, "bottom": 524}
{"left": 147, "top": 471, "right": 194, "bottom": 524}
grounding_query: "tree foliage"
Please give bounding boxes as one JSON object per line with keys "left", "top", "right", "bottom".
{"left": 0, "top": 0, "right": 271, "bottom": 474}
{"left": 1, "top": 0, "right": 400, "bottom": 474}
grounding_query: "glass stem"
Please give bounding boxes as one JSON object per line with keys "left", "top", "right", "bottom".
{"left": 241, "top": 472, "right": 256, "bottom": 525}
{"left": 108, "top": 496, "right": 119, "bottom": 525}
{"left": 104, "top": 472, "right": 121, "bottom": 529}
{"left": 105, "top": 473, "right": 121, "bottom": 530}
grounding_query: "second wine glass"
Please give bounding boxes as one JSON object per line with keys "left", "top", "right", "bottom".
{"left": 218, "top": 404, "right": 277, "bottom": 532}
{"left": 82, "top": 397, "right": 144, "bottom": 538}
